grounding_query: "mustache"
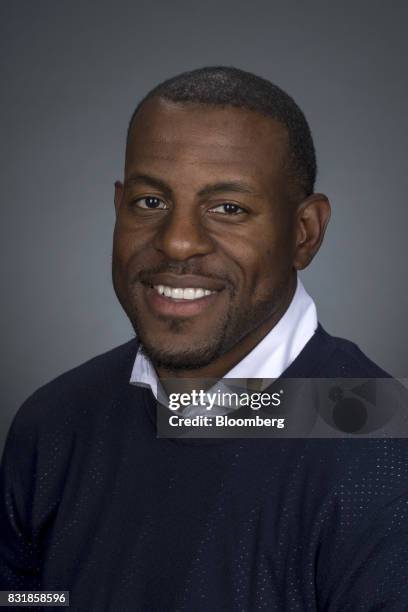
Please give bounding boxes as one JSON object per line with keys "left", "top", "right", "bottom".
{"left": 135, "top": 262, "right": 234, "bottom": 291}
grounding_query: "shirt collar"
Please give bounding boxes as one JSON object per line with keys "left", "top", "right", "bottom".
{"left": 129, "top": 276, "right": 317, "bottom": 399}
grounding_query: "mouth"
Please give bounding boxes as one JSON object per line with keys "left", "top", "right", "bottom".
{"left": 142, "top": 282, "right": 226, "bottom": 318}
{"left": 154, "top": 283, "right": 217, "bottom": 299}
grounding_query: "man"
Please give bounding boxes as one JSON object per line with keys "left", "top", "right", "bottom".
{"left": 1, "top": 66, "right": 407, "bottom": 610}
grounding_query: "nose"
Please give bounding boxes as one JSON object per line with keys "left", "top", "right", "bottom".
{"left": 152, "top": 204, "right": 214, "bottom": 261}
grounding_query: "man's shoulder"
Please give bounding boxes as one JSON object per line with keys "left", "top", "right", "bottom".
{"left": 35, "top": 336, "right": 138, "bottom": 396}
{"left": 324, "top": 329, "right": 391, "bottom": 378}
{"left": 287, "top": 324, "right": 392, "bottom": 378}
{"left": 11, "top": 337, "right": 140, "bottom": 435}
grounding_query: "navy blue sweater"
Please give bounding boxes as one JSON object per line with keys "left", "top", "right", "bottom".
{"left": 1, "top": 325, "right": 408, "bottom": 611}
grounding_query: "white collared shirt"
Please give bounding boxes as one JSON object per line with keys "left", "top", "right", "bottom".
{"left": 129, "top": 277, "right": 317, "bottom": 413}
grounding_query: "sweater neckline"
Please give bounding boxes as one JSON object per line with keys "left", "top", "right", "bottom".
{"left": 136, "top": 324, "right": 337, "bottom": 446}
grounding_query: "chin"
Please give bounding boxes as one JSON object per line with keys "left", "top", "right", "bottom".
{"left": 140, "top": 339, "right": 220, "bottom": 372}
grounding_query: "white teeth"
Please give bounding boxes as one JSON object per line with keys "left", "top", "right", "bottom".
{"left": 172, "top": 287, "right": 184, "bottom": 299}
{"left": 153, "top": 285, "right": 216, "bottom": 300}
{"left": 183, "top": 288, "right": 197, "bottom": 300}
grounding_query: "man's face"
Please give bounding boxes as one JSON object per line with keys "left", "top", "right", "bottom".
{"left": 112, "top": 98, "right": 298, "bottom": 372}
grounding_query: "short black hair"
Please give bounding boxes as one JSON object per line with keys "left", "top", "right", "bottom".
{"left": 127, "top": 66, "right": 317, "bottom": 198}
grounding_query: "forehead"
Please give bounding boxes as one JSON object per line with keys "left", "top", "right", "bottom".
{"left": 125, "top": 98, "right": 289, "bottom": 190}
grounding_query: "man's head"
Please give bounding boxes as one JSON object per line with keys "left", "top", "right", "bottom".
{"left": 127, "top": 66, "right": 317, "bottom": 202}
{"left": 112, "top": 66, "right": 330, "bottom": 377}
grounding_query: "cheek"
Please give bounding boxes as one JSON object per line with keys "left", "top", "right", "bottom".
{"left": 112, "top": 229, "right": 129, "bottom": 273}
{"left": 234, "top": 233, "right": 290, "bottom": 279}
{"left": 113, "top": 220, "right": 147, "bottom": 267}
{"left": 112, "top": 232, "right": 141, "bottom": 298}
{"left": 234, "top": 232, "right": 294, "bottom": 300}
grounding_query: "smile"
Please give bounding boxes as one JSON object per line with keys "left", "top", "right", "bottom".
{"left": 153, "top": 285, "right": 217, "bottom": 300}
{"left": 143, "top": 284, "right": 224, "bottom": 318}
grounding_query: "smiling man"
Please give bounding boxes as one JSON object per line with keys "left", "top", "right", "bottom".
{"left": 1, "top": 67, "right": 408, "bottom": 611}
{"left": 112, "top": 72, "right": 329, "bottom": 385}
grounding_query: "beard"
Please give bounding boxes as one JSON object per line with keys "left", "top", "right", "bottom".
{"left": 128, "top": 284, "right": 282, "bottom": 374}
{"left": 134, "top": 301, "right": 234, "bottom": 372}
{"left": 112, "top": 252, "right": 291, "bottom": 375}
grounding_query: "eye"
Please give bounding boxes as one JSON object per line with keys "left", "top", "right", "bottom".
{"left": 132, "top": 196, "right": 167, "bottom": 210}
{"left": 209, "top": 202, "right": 246, "bottom": 215}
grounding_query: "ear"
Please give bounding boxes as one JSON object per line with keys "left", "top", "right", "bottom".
{"left": 114, "top": 180, "right": 124, "bottom": 216}
{"left": 293, "top": 193, "right": 331, "bottom": 270}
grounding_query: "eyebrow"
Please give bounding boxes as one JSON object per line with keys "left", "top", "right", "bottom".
{"left": 125, "top": 173, "right": 259, "bottom": 198}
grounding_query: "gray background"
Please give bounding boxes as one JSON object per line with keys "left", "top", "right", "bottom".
{"left": 1, "top": 0, "right": 407, "bottom": 451}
